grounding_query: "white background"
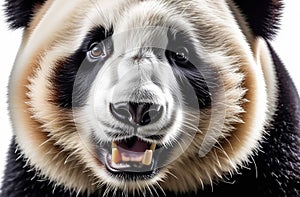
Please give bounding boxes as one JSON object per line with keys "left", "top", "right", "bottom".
{"left": 0, "top": 0, "right": 299, "bottom": 188}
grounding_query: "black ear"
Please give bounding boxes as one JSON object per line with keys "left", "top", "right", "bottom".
{"left": 233, "top": 0, "right": 283, "bottom": 39}
{"left": 4, "top": 0, "right": 47, "bottom": 29}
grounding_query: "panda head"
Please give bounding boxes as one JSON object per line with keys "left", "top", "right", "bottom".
{"left": 5, "top": 0, "right": 282, "bottom": 194}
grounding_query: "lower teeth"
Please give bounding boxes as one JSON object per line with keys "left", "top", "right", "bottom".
{"left": 111, "top": 143, "right": 155, "bottom": 166}
{"left": 142, "top": 150, "right": 153, "bottom": 165}
{"left": 112, "top": 148, "right": 121, "bottom": 164}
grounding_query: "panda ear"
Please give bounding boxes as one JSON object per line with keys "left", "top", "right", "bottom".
{"left": 233, "top": 0, "right": 283, "bottom": 39}
{"left": 4, "top": 0, "right": 46, "bottom": 29}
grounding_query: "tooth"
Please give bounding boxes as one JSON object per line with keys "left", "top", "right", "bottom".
{"left": 138, "top": 155, "right": 144, "bottom": 162}
{"left": 112, "top": 141, "right": 117, "bottom": 148}
{"left": 130, "top": 156, "right": 137, "bottom": 162}
{"left": 122, "top": 155, "right": 130, "bottom": 162}
{"left": 132, "top": 155, "right": 144, "bottom": 162}
{"left": 150, "top": 143, "right": 156, "bottom": 151}
{"left": 112, "top": 148, "right": 121, "bottom": 163}
{"left": 142, "top": 150, "right": 153, "bottom": 165}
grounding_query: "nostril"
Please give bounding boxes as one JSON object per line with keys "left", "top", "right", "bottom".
{"left": 140, "top": 104, "right": 163, "bottom": 126}
{"left": 110, "top": 102, "right": 163, "bottom": 126}
{"left": 110, "top": 102, "right": 132, "bottom": 124}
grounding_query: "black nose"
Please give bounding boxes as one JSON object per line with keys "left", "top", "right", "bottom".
{"left": 110, "top": 102, "right": 163, "bottom": 126}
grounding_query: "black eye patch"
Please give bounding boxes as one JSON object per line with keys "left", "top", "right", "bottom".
{"left": 166, "top": 30, "right": 212, "bottom": 109}
{"left": 49, "top": 26, "right": 114, "bottom": 108}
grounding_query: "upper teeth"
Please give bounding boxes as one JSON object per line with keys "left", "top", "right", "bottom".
{"left": 111, "top": 142, "right": 156, "bottom": 166}
{"left": 150, "top": 143, "right": 156, "bottom": 151}
{"left": 112, "top": 141, "right": 118, "bottom": 148}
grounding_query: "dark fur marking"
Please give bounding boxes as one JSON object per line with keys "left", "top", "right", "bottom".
{"left": 233, "top": 0, "right": 283, "bottom": 39}
{"left": 4, "top": 0, "right": 47, "bottom": 29}
{"left": 166, "top": 30, "right": 213, "bottom": 109}
{"left": 0, "top": 139, "right": 85, "bottom": 197}
{"left": 50, "top": 26, "right": 113, "bottom": 108}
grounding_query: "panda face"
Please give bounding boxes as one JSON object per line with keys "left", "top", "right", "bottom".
{"left": 54, "top": 14, "right": 213, "bottom": 186}
{"left": 72, "top": 25, "right": 212, "bottom": 179}
{"left": 9, "top": 0, "right": 270, "bottom": 194}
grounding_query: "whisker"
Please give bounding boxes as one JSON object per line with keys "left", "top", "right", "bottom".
{"left": 170, "top": 136, "right": 185, "bottom": 153}
{"left": 150, "top": 184, "right": 159, "bottom": 197}
{"left": 181, "top": 122, "right": 201, "bottom": 132}
{"left": 177, "top": 128, "right": 195, "bottom": 140}
{"left": 145, "top": 182, "right": 154, "bottom": 197}
{"left": 155, "top": 182, "right": 166, "bottom": 196}
{"left": 165, "top": 170, "right": 178, "bottom": 180}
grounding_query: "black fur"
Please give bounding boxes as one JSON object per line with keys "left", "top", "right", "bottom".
{"left": 0, "top": 139, "right": 79, "bottom": 197}
{"left": 233, "top": 0, "right": 283, "bottom": 39}
{"left": 4, "top": 0, "right": 46, "bottom": 29}
{"left": 166, "top": 30, "right": 212, "bottom": 109}
{"left": 51, "top": 26, "right": 113, "bottom": 108}
{"left": 4, "top": 0, "right": 283, "bottom": 38}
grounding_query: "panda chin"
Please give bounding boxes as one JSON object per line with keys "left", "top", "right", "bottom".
{"left": 94, "top": 136, "right": 167, "bottom": 180}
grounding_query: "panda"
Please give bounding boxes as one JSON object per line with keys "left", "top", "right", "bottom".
{"left": 1, "top": 0, "right": 299, "bottom": 196}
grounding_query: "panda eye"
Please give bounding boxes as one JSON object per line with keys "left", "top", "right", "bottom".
{"left": 88, "top": 42, "right": 106, "bottom": 60}
{"left": 167, "top": 47, "right": 190, "bottom": 67}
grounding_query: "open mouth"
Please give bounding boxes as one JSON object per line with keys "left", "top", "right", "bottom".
{"left": 110, "top": 136, "right": 157, "bottom": 166}
{"left": 95, "top": 136, "right": 166, "bottom": 180}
